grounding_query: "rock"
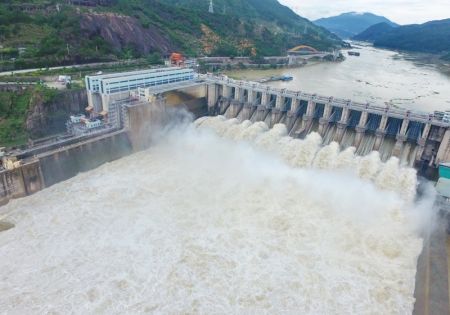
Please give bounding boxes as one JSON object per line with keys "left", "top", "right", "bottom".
{"left": 26, "top": 89, "right": 88, "bottom": 138}
{"left": 0, "top": 221, "right": 14, "bottom": 232}
{"left": 80, "top": 13, "right": 175, "bottom": 55}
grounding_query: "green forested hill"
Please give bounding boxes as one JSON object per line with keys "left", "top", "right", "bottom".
{"left": 353, "top": 19, "right": 450, "bottom": 54}
{"left": 0, "top": 0, "right": 344, "bottom": 71}
{"left": 352, "top": 22, "right": 396, "bottom": 43}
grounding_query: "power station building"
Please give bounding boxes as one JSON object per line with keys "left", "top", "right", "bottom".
{"left": 85, "top": 67, "right": 196, "bottom": 112}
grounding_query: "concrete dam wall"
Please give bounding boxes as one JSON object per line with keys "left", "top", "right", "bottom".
{"left": 38, "top": 131, "right": 133, "bottom": 188}
{"left": 204, "top": 76, "right": 450, "bottom": 171}
{"left": 0, "top": 94, "right": 205, "bottom": 207}
{"left": 0, "top": 131, "right": 133, "bottom": 206}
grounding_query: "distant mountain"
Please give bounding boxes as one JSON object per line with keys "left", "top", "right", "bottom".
{"left": 353, "top": 22, "right": 395, "bottom": 42}
{"left": 353, "top": 19, "right": 450, "bottom": 54}
{"left": 314, "top": 12, "right": 398, "bottom": 39}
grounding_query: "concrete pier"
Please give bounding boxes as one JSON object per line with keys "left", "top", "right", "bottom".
{"left": 204, "top": 75, "right": 450, "bottom": 167}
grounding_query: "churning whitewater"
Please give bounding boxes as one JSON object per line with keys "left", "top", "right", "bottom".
{"left": 0, "top": 116, "right": 430, "bottom": 314}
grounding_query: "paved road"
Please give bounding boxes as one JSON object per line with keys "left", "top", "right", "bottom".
{"left": 0, "top": 60, "right": 140, "bottom": 77}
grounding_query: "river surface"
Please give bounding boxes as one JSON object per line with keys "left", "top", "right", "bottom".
{"left": 226, "top": 43, "right": 450, "bottom": 112}
{"left": 0, "top": 115, "right": 434, "bottom": 314}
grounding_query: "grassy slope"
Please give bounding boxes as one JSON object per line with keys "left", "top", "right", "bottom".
{"left": 161, "top": 0, "right": 342, "bottom": 51}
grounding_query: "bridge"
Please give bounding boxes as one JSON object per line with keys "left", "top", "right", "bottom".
{"left": 287, "top": 45, "right": 340, "bottom": 63}
{"left": 288, "top": 45, "right": 320, "bottom": 54}
{"left": 203, "top": 74, "right": 450, "bottom": 167}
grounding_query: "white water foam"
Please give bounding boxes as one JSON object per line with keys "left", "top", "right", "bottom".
{"left": 197, "top": 116, "right": 418, "bottom": 201}
{"left": 0, "top": 116, "right": 432, "bottom": 314}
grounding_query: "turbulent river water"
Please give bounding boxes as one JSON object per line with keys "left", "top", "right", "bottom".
{"left": 226, "top": 43, "right": 450, "bottom": 112}
{"left": 0, "top": 114, "right": 436, "bottom": 314}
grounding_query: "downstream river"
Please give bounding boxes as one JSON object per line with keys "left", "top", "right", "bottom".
{"left": 0, "top": 117, "right": 425, "bottom": 314}
{"left": 0, "top": 44, "right": 441, "bottom": 314}
{"left": 226, "top": 43, "right": 450, "bottom": 112}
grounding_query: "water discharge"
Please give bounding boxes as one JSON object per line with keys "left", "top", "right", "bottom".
{"left": 0, "top": 115, "right": 434, "bottom": 314}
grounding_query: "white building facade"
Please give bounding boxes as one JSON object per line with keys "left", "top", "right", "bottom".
{"left": 85, "top": 67, "right": 196, "bottom": 112}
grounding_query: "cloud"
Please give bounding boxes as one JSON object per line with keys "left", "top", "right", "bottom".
{"left": 278, "top": 0, "right": 450, "bottom": 24}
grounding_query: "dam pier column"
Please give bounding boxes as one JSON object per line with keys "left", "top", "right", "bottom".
{"left": 393, "top": 119, "right": 409, "bottom": 157}
{"left": 374, "top": 131, "right": 385, "bottom": 151}
{"left": 239, "top": 88, "right": 257, "bottom": 120}
{"left": 415, "top": 123, "right": 432, "bottom": 162}
{"left": 222, "top": 85, "right": 233, "bottom": 99}
{"left": 435, "top": 129, "right": 450, "bottom": 165}
{"left": 234, "top": 86, "right": 244, "bottom": 103}
{"left": 334, "top": 107, "right": 350, "bottom": 142}
{"left": 261, "top": 91, "right": 270, "bottom": 107}
{"left": 247, "top": 89, "right": 256, "bottom": 104}
{"left": 228, "top": 100, "right": 242, "bottom": 118}
{"left": 318, "top": 103, "right": 332, "bottom": 136}
{"left": 290, "top": 98, "right": 300, "bottom": 114}
{"left": 271, "top": 94, "right": 285, "bottom": 126}
{"left": 207, "top": 84, "right": 219, "bottom": 114}
{"left": 241, "top": 103, "right": 254, "bottom": 120}
{"left": 217, "top": 84, "right": 233, "bottom": 114}
{"left": 301, "top": 100, "right": 315, "bottom": 132}
{"left": 353, "top": 111, "right": 368, "bottom": 147}
{"left": 255, "top": 91, "right": 269, "bottom": 122}
{"left": 286, "top": 98, "right": 300, "bottom": 132}
{"left": 373, "top": 115, "right": 388, "bottom": 150}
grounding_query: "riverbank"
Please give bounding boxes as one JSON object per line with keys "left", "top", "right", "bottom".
{"left": 351, "top": 41, "right": 450, "bottom": 77}
{"left": 224, "top": 60, "right": 323, "bottom": 81}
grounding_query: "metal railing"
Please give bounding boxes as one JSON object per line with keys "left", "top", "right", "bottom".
{"left": 202, "top": 74, "right": 450, "bottom": 127}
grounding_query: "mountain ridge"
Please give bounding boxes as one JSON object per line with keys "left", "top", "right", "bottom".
{"left": 353, "top": 18, "right": 450, "bottom": 54}
{"left": 314, "top": 12, "right": 398, "bottom": 39}
{"left": 0, "top": 0, "right": 344, "bottom": 71}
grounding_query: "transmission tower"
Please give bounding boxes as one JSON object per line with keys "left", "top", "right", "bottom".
{"left": 208, "top": 0, "right": 214, "bottom": 13}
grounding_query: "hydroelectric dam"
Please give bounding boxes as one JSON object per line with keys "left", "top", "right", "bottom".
{"left": 1, "top": 69, "right": 450, "bottom": 314}
{"left": 204, "top": 75, "right": 450, "bottom": 170}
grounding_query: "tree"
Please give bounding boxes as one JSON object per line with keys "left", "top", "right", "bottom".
{"left": 147, "top": 52, "right": 163, "bottom": 65}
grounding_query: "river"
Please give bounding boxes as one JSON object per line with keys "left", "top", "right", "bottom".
{"left": 0, "top": 45, "right": 442, "bottom": 314}
{"left": 0, "top": 115, "right": 434, "bottom": 314}
{"left": 226, "top": 43, "right": 450, "bottom": 112}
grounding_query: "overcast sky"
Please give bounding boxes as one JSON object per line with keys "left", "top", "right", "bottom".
{"left": 278, "top": 0, "right": 450, "bottom": 24}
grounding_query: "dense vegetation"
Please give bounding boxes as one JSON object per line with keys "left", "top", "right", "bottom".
{"left": 314, "top": 12, "right": 398, "bottom": 39}
{"left": 353, "top": 19, "right": 450, "bottom": 54}
{"left": 0, "top": 3, "right": 114, "bottom": 70}
{"left": 0, "top": 86, "right": 57, "bottom": 147}
{"left": 0, "top": 0, "right": 343, "bottom": 71}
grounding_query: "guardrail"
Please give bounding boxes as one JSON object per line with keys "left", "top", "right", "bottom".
{"left": 202, "top": 74, "right": 450, "bottom": 127}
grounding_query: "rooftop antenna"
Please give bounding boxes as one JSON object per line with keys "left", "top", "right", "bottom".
{"left": 208, "top": 0, "right": 214, "bottom": 14}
